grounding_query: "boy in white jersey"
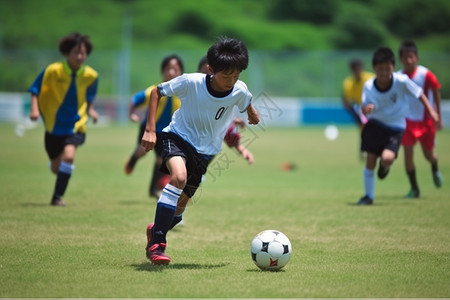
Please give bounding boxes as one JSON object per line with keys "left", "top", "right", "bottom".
{"left": 398, "top": 41, "right": 443, "bottom": 198}
{"left": 141, "top": 37, "right": 260, "bottom": 264}
{"left": 357, "top": 47, "right": 439, "bottom": 205}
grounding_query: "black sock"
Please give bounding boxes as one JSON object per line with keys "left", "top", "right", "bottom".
{"left": 151, "top": 203, "right": 176, "bottom": 245}
{"left": 169, "top": 215, "right": 183, "bottom": 230}
{"left": 53, "top": 172, "right": 71, "bottom": 199}
{"left": 127, "top": 154, "right": 139, "bottom": 169}
{"left": 407, "top": 169, "right": 419, "bottom": 191}
{"left": 431, "top": 160, "right": 439, "bottom": 173}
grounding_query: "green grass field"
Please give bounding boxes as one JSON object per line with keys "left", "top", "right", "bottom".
{"left": 0, "top": 122, "right": 449, "bottom": 298}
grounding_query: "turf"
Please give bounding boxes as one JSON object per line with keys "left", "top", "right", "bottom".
{"left": 0, "top": 123, "right": 449, "bottom": 298}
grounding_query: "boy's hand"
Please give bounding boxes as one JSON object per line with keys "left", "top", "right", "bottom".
{"left": 141, "top": 130, "right": 157, "bottom": 152}
{"left": 30, "top": 109, "right": 40, "bottom": 121}
{"left": 88, "top": 107, "right": 99, "bottom": 124}
{"left": 429, "top": 110, "right": 439, "bottom": 124}
{"left": 435, "top": 119, "right": 443, "bottom": 131}
{"left": 129, "top": 112, "right": 140, "bottom": 123}
{"left": 362, "top": 104, "right": 375, "bottom": 115}
{"left": 247, "top": 105, "right": 260, "bottom": 125}
{"left": 241, "top": 148, "right": 254, "bottom": 164}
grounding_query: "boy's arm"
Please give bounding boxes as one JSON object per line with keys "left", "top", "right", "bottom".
{"left": 128, "top": 102, "right": 140, "bottom": 123}
{"left": 432, "top": 89, "right": 443, "bottom": 130}
{"left": 419, "top": 94, "right": 439, "bottom": 123}
{"left": 29, "top": 94, "right": 40, "bottom": 121}
{"left": 236, "top": 144, "right": 254, "bottom": 164}
{"left": 141, "top": 87, "right": 161, "bottom": 152}
{"left": 246, "top": 103, "right": 259, "bottom": 125}
{"left": 87, "top": 103, "right": 98, "bottom": 124}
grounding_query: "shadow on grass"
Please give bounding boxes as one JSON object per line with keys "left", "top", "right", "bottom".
{"left": 132, "top": 262, "right": 228, "bottom": 272}
{"left": 347, "top": 193, "right": 428, "bottom": 206}
{"left": 20, "top": 202, "right": 51, "bottom": 207}
{"left": 246, "top": 268, "right": 286, "bottom": 273}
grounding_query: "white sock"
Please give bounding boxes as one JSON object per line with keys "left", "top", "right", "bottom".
{"left": 158, "top": 184, "right": 183, "bottom": 208}
{"left": 363, "top": 167, "right": 375, "bottom": 199}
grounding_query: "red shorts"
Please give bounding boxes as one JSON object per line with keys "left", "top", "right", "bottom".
{"left": 401, "top": 118, "right": 436, "bottom": 150}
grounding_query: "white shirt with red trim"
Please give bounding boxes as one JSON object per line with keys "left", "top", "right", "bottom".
{"left": 397, "top": 65, "right": 441, "bottom": 121}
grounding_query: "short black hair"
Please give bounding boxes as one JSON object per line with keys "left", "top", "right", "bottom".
{"left": 206, "top": 37, "right": 249, "bottom": 73}
{"left": 349, "top": 58, "right": 363, "bottom": 70}
{"left": 372, "top": 47, "right": 395, "bottom": 67}
{"left": 160, "top": 54, "right": 184, "bottom": 74}
{"left": 399, "top": 40, "right": 418, "bottom": 58}
{"left": 59, "top": 32, "right": 93, "bottom": 55}
{"left": 197, "top": 56, "right": 208, "bottom": 72}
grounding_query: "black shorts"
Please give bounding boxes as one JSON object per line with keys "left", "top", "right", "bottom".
{"left": 361, "top": 120, "right": 404, "bottom": 157}
{"left": 45, "top": 132, "right": 85, "bottom": 159}
{"left": 155, "top": 132, "right": 213, "bottom": 198}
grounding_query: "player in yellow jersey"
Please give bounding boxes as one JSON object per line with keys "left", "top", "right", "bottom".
{"left": 124, "top": 55, "right": 183, "bottom": 198}
{"left": 28, "top": 32, "right": 98, "bottom": 206}
{"left": 342, "top": 59, "right": 374, "bottom": 159}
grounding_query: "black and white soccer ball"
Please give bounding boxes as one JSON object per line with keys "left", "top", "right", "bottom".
{"left": 250, "top": 229, "right": 292, "bottom": 271}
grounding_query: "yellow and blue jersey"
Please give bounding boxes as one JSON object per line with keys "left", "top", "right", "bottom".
{"left": 342, "top": 71, "right": 374, "bottom": 105}
{"left": 132, "top": 84, "right": 181, "bottom": 132}
{"left": 28, "top": 61, "right": 98, "bottom": 135}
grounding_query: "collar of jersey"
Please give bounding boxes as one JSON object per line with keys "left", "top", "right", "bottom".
{"left": 62, "top": 60, "right": 85, "bottom": 76}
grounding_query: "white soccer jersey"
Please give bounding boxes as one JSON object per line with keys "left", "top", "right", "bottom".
{"left": 362, "top": 72, "right": 423, "bottom": 130}
{"left": 159, "top": 73, "right": 252, "bottom": 155}
{"left": 397, "top": 65, "right": 440, "bottom": 121}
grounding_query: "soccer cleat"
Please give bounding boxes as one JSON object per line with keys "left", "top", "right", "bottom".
{"left": 432, "top": 171, "right": 442, "bottom": 188}
{"left": 146, "top": 223, "right": 154, "bottom": 245}
{"left": 377, "top": 162, "right": 390, "bottom": 179}
{"left": 404, "top": 189, "right": 420, "bottom": 199}
{"left": 146, "top": 243, "right": 171, "bottom": 265}
{"left": 50, "top": 197, "right": 66, "bottom": 206}
{"left": 357, "top": 195, "right": 373, "bottom": 205}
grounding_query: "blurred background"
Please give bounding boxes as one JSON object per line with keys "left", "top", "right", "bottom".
{"left": 1, "top": 0, "right": 449, "bottom": 126}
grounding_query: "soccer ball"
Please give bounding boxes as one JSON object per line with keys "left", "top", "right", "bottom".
{"left": 250, "top": 229, "right": 292, "bottom": 271}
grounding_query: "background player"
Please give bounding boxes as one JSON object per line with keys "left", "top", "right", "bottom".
{"left": 28, "top": 32, "right": 98, "bottom": 206}
{"left": 398, "top": 41, "right": 443, "bottom": 198}
{"left": 124, "top": 55, "right": 183, "bottom": 198}
{"left": 141, "top": 37, "right": 260, "bottom": 264}
{"left": 358, "top": 47, "right": 438, "bottom": 205}
{"left": 342, "top": 59, "right": 374, "bottom": 159}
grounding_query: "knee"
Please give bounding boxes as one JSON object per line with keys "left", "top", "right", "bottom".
{"left": 381, "top": 157, "right": 395, "bottom": 167}
{"left": 170, "top": 172, "right": 187, "bottom": 189}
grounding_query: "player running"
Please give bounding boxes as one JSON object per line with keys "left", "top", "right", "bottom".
{"left": 357, "top": 47, "right": 439, "bottom": 205}
{"left": 141, "top": 37, "right": 260, "bottom": 264}
{"left": 397, "top": 41, "right": 443, "bottom": 198}
{"left": 28, "top": 32, "right": 98, "bottom": 206}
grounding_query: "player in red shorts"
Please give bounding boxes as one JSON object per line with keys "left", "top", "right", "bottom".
{"left": 398, "top": 41, "right": 443, "bottom": 198}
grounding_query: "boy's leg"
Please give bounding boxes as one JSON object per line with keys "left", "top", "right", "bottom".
{"left": 51, "top": 144, "right": 76, "bottom": 206}
{"left": 422, "top": 146, "right": 442, "bottom": 188}
{"left": 378, "top": 149, "right": 395, "bottom": 179}
{"left": 125, "top": 144, "right": 147, "bottom": 174}
{"left": 359, "top": 153, "right": 377, "bottom": 205}
{"left": 149, "top": 155, "right": 169, "bottom": 198}
{"left": 169, "top": 192, "right": 190, "bottom": 229}
{"left": 404, "top": 145, "right": 420, "bottom": 198}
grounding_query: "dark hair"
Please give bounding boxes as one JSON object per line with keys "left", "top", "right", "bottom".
{"left": 349, "top": 58, "right": 363, "bottom": 70}
{"left": 197, "top": 56, "right": 208, "bottom": 72}
{"left": 399, "top": 40, "right": 418, "bottom": 58}
{"left": 161, "top": 54, "right": 184, "bottom": 74}
{"left": 372, "top": 47, "right": 395, "bottom": 67}
{"left": 206, "top": 37, "right": 249, "bottom": 73}
{"left": 59, "top": 32, "right": 93, "bottom": 55}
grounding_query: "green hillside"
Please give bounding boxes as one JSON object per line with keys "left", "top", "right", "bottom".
{"left": 1, "top": 0, "right": 449, "bottom": 97}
